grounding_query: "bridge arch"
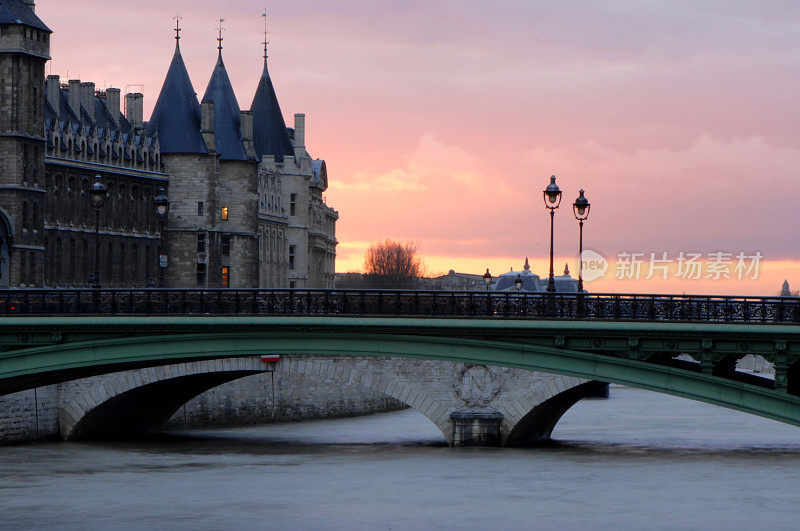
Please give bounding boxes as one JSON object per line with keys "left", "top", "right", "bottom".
{"left": 277, "top": 355, "right": 595, "bottom": 445}
{"left": 60, "top": 358, "right": 266, "bottom": 440}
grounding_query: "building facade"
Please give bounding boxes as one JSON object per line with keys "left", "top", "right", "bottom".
{"left": 0, "top": 1, "right": 337, "bottom": 289}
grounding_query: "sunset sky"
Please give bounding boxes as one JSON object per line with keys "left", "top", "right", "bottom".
{"left": 38, "top": 0, "right": 800, "bottom": 294}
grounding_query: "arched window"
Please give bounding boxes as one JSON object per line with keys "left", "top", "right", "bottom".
{"left": 81, "top": 178, "right": 90, "bottom": 224}
{"left": 29, "top": 252, "right": 35, "bottom": 287}
{"left": 131, "top": 186, "right": 140, "bottom": 229}
{"left": 69, "top": 238, "right": 76, "bottom": 284}
{"left": 106, "top": 242, "right": 112, "bottom": 283}
{"left": 67, "top": 177, "right": 76, "bottom": 222}
{"left": 118, "top": 184, "right": 127, "bottom": 229}
{"left": 145, "top": 245, "right": 151, "bottom": 284}
{"left": 119, "top": 242, "right": 126, "bottom": 281}
{"left": 132, "top": 244, "right": 139, "bottom": 282}
{"left": 82, "top": 238, "right": 88, "bottom": 284}
{"left": 44, "top": 237, "right": 50, "bottom": 285}
{"left": 105, "top": 183, "right": 115, "bottom": 228}
{"left": 55, "top": 237, "right": 62, "bottom": 286}
{"left": 54, "top": 175, "right": 62, "bottom": 222}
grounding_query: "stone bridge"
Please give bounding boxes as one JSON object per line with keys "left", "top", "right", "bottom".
{"left": 0, "top": 309, "right": 799, "bottom": 446}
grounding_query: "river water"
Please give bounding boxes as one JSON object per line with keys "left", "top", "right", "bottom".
{"left": 2, "top": 387, "right": 800, "bottom": 529}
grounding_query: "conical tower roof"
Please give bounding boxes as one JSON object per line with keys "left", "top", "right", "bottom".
{"left": 147, "top": 40, "right": 208, "bottom": 154}
{"left": 251, "top": 57, "right": 293, "bottom": 162}
{"left": 0, "top": 0, "right": 51, "bottom": 32}
{"left": 202, "top": 52, "right": 247, "bottom": 161}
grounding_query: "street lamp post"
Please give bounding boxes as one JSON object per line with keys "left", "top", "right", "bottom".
{"left": 572, "top": 189, "right": 590, "bottom": 292}
{"left": 154, "top": 188, "right": 170, "bottom": 288}
{"left": 542, "top": 175, "right": 562, "bottom": 293}
{"left": 89, "top": 176, "right": 106, "bottom": 289}
{"left": 483, "top": 268, "right": 492, "bottom": 291}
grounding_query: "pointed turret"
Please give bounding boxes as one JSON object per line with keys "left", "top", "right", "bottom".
{"left": 201, "top": 52, "right": 248, "bottom": 161}
{"left": 251, "top": 54, "right": 293, "bottom": 162}
{"left": 146, "top": 38, "right": 208, "bottom": 154}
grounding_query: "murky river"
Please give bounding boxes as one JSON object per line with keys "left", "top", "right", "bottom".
{"left": 2, "top": 387, "right": 800, "bottom": 529}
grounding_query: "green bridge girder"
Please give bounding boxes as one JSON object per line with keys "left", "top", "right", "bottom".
{"left": 1, "top": 316, "right": 800, "bottom": 428}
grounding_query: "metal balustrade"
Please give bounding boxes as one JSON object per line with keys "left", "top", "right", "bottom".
{"left": 0, "top": 289, "right": 797, "bottom": 323}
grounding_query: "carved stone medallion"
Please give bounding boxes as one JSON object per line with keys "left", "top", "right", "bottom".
{"left": 453, "top": 364, "right": 502, "bottom": 407}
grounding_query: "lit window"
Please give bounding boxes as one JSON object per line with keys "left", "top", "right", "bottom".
{"left": 221, "top": 266, "right": 230, "bottom": 288}
{"left": 221, "top": 206, "right": 228, "bottom": 220}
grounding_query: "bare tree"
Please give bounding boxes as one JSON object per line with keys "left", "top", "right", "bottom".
{"left": 363, "top": 240, "right": 422, "bottom": 289}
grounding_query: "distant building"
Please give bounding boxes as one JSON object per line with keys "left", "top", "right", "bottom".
{"left": 429, "top": 270, "right": 486, "bottom": 290}
{"left": 780, "top": 280, "right": 799, "bottom": 297}
{"left": 493, "top": 258, "right": 579, "bottom": 293}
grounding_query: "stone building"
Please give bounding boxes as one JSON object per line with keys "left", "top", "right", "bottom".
{"left": 0, "top": 0, "right": 337, "bottom": 289}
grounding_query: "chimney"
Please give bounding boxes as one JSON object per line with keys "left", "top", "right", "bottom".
{"left": 105, "top": 88, "right": 121, "bottom": 126}
{"left": 293, "top": 113, "right": 306, "bottom": 159}
{"left": 68, "top": 79, "right": 81, "bottom": 117}
{"left": 200, "top": 100, "right": 215, "bottom": 153}
{"left": 46, "top": 75, "right": 60, "bottom": 114}
{"left": 125, "top": 92, "right": 143, "bottom": 129}
{"left": 80, "top": 82, "right": 95, "bottom": 123}
{"left": 240, "top": 110, "right": 254, "bottom": 159}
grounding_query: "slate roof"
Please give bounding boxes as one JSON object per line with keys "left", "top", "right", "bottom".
{"left": 146, "top": 41, "right": 208, "bottom": 154}
{"left": 251, "top": 58, "right": 294, "bottom": 163}
{"left": 44, "top": 87, "right": 132, "bottom": 136}
{"left": 202, "top": 53, "right": 247, "bottom": 161}
{"left": 0, "top": 0, "right": 51, "bottom": 32}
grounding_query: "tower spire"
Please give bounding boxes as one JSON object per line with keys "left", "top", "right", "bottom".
{"left": 216, "top": 18, "right": 225, "bottom": 55}
{"left": 173, "top": 13, "right": 182, "bottom": 43}
{"left": 268, "top": 9, "right": 269, "bottom": 62}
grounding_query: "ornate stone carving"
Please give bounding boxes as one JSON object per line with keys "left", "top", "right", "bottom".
{"left": 453, "top": 364, "right": 502, "bottom": 407}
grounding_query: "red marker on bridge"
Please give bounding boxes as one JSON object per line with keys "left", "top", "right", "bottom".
{"left": 260, "top": 355, "right": 280, "bottom": 363}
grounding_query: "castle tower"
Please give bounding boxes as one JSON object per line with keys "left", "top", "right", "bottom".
{"left": 0, "top": 1, "right": 51, "bottom": 286}
{"left": 147, "top": 29, "right": 216, "bottom": 288}
{"left": 250, "top": 40, "right": 337, "bottom": 288}
{"left": 201, "top": 41, "right": 259, "bottom": 288}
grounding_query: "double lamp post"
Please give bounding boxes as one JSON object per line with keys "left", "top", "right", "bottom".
{"left": 542, "top": 175, "right": 591, "bottom": 294}
{"left": 483, "top": 176, "right": 589, "bottom": 298}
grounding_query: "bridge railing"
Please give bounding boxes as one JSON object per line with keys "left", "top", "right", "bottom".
{"left": 0, "top": 289, "right": 797, "bottom": 323}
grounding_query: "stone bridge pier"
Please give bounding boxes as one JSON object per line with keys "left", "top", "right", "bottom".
{"left": 278, "top": 355, "right": 604, "bottom": 446}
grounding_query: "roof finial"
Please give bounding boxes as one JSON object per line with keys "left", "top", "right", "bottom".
{"left": 262, "top": 10, "right": 269, "bottom": 61}
{"left": 524, "top": 257, "right": 530, "bottom": 271}
{"left": 217, "top": 18, "right": 225, "bottom": 55}
{"left": 173, "top": 13, "right": 182, "bottom": 42}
